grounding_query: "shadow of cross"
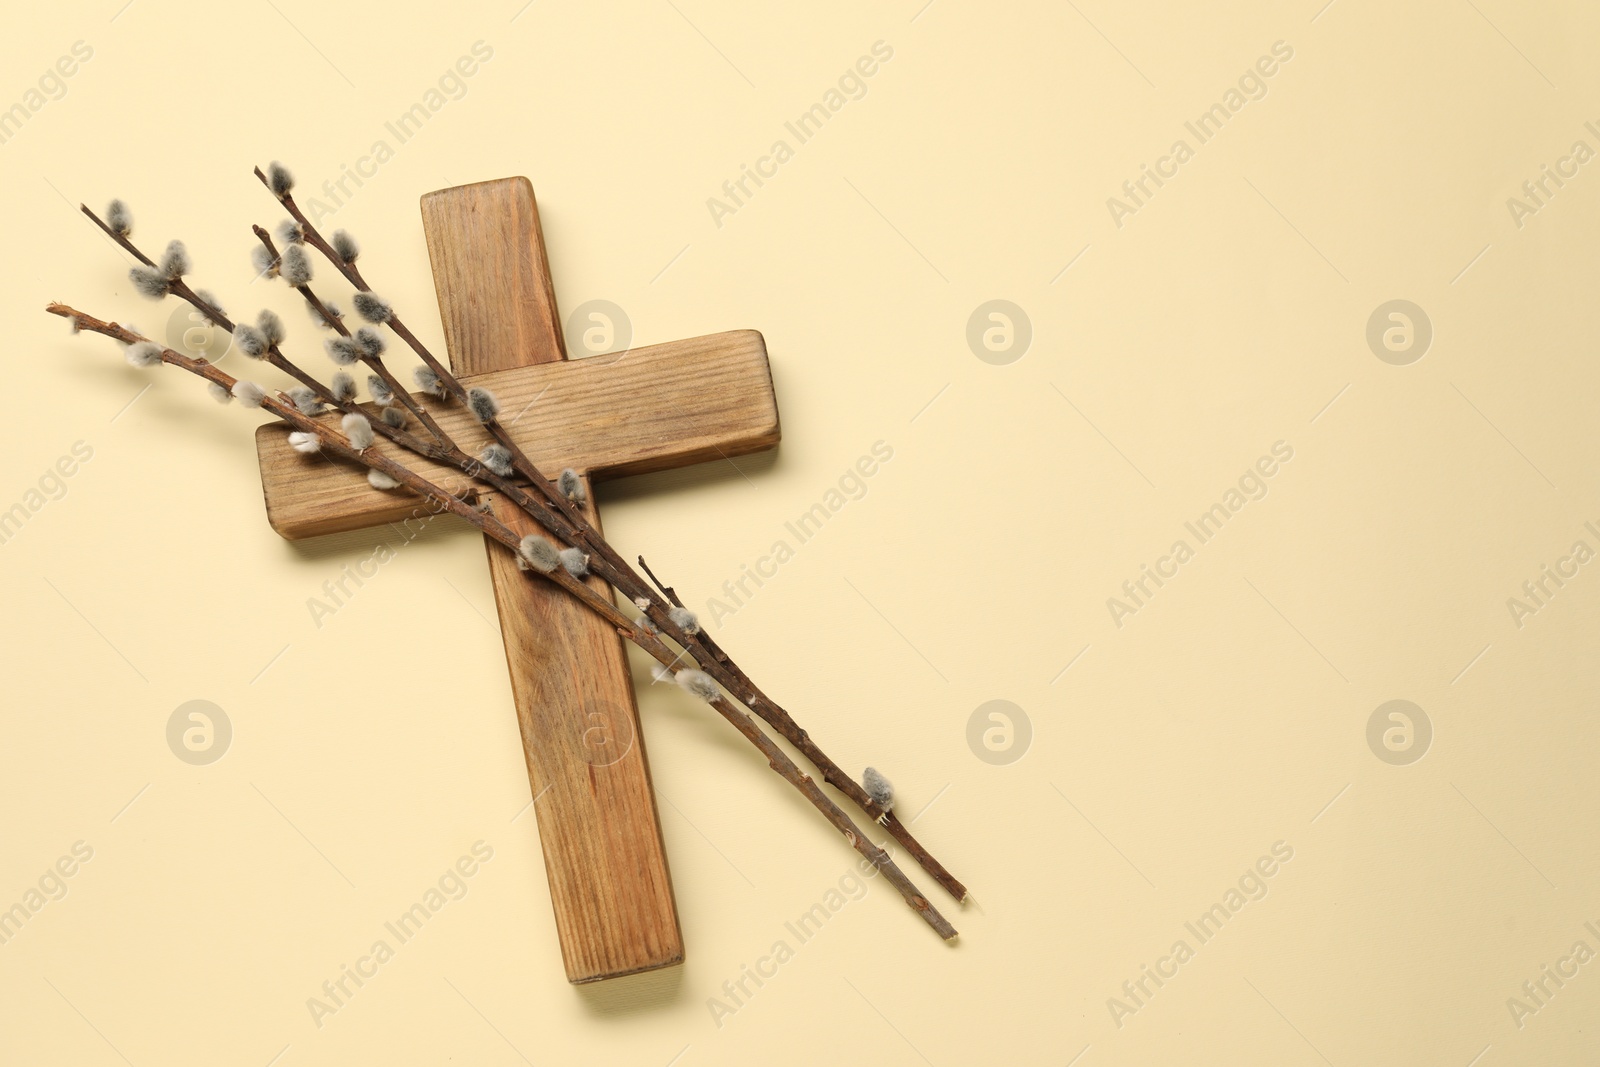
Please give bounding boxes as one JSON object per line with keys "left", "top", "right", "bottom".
{"left": 250, "top": 177, "right": 781, "bottom": 984}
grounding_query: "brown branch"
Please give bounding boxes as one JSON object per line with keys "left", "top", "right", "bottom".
{"left": 638, "top": 555, "right": 968, "bottom": 901}
{"left": 80, "top": 204, "right": 410, "bottom": 453}
{"left": 250, "top": 223, "right": 456, "bottom": 453}
{"left": 255, "top": 169, "right": 596, "bottom": 534}
{"left": 243, "top": 223, "right": 597, "bottom": 556}
{"left": 49, "top": 300, "right": 958, "bottom": 940}
{"left": 77, "top": 201, "right": 563, "bottom": 538}
{"left": 250, "top": 224, "right": 342, "bottom": 334}
{"left": 253, "top": 170, "right": 970, "bottom": 902}
{"left": 50, "top": 304, "right": 503, "bottom": 537}
{"left": 696, "top": 690, "right": 957, "bottom": 939}
{"left": 81, "top": 204, "right": 154, "bottom": 267}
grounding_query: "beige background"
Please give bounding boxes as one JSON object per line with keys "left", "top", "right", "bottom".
{"left": 3, "top": 0, "right": 1598, "bottom": 1063}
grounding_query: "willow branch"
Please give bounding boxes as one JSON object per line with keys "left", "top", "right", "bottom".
{"left": 79, "top": 204, "right": 449, "bottom": 463}
{"left": 79, "top": 203, "right": 578, "bottom": 548}
{"left": 241, "top": 226, "right": 602, "bottom": 548}
{"left": 48, "top": 301, "right": 957, "bottom": 940}
{"left": 254, "top": 168, "right": 594, "bottom": 534}
{"left": 251, "top": 223, "right": 456, "bottom": 452}
{"left": 254, "top": 170, "right": 968, "bottom": 901}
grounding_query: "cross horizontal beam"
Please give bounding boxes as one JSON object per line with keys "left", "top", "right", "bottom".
{"left": 255, "top": 330, "right": 778, "bottom": 540}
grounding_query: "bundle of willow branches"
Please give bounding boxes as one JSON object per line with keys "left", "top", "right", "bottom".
{"left": 48, "top": 162, "right": 966, "bottom": 939}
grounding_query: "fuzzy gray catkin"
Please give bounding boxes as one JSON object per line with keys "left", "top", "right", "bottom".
{"left": 106, "top": 199, "right": 132, "bottom": 236}
{"left": 274, "top": 218, "right": 303, "bottom": 247}
{"left": 158, "top": 240, "right": 190, "bottom": 280}
{"left": 341, "top": 412, "right": 375, "bottom": 450}
{"left": 480, "top": 444, "right": 512, "bottom": 476}
{"left": 352, "top": 291, "right": 392, "bottom": 324}
{"left": 366, "top": 374, "right": 393, "bottom": 406}
{"left": 675, "top": 670, "right": 720, "bottom": 703}
{"left": 256, "top": 309, "right": 285, "bottom": 346}
{"left": 518, "top": 535, "right": 561, "bottom": 573}
{"left": 325, "top": 337, "right": 361, "bottom": 365}
{"left": 193, "top": 289, "right": 225, "bottom": 316}
{"left": 558, "top": 468, "right": 584, "bottom": 502}
{"left": 380, "top": 406, "right": 406, "bottom": 429}
{"left": 413, "top": 366, "right": 445, "bottom": 398}
{"left": 559, "top": 547, "right": 589, "bottom": 579}
{"left": 287, "top": 431, "right": 320, "bottom": 454}
{"left": 123, "top": 341, "right": 163, "bottom": 368}
{"left": 466, "top": 387, "right": 499, "bottom": 424}
{"left": 288, "top": 386, "right": 322, "bottom": 415}
{"left": 129, "top": 265, "right": 169, "bottom": 299}
{"left": 330, "top": 229, "right": 359, "bottom": 262}
{"left": 353, "top": 326, "right": 385, "bottom": 359}
{"left": 279, "top": 244, "right": 313, "bottom": 287}
{"left": 232, "top": 323, "right": 268, "bottom": 358}
{"left": 308, "top": 299, "right": 340, "bottom": 327}
{"left": 668, "top": 606, "right": 700, "bottom": 634}
{"left": 251, "top": 245, "right": 277, "bottom": 280}
{"left": 232, "top": 380, "right": 266, "bottom": 407}
{"left": 862, "top": 767, "right": 894, "bottom": 811}
{"left": 266, "top": 160, "right": 294, "bottom": 198}
{"left": 330, "top": 371, "right": 357, "bottom": 403}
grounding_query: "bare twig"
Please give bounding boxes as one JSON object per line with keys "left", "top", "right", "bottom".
{"left": 256, "top": 175, "right": 968, "bottom": 901}
{"left": 48, "top": 301, "right": 959, "bottom": 940}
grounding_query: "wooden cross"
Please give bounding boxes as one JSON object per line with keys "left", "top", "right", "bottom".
{"left": 251, "top": 178, "right": 780, "bottom": 984}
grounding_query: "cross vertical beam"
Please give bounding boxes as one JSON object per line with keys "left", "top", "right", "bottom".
{"left": 420, "top": 178, "right": 682, "bottom": 983}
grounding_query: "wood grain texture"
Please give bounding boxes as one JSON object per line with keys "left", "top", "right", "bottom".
{"left": 255, "top": 330, "right": 778, "bottom": 540}
{"left": 422, "top": 177, "right": 682, "bottom": 984}
{"left": 250, "top": 177, "right": 784, "bottom": 982}
{"left": 482, "top": 491, "right": 683, "bottom": 983}
{"left": 246, "top": 177, "right": 783, "bottom": 983}
{"left": 420, "top": 177, "right": 567, "bottom": 369}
